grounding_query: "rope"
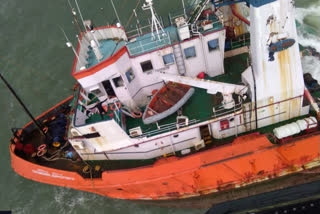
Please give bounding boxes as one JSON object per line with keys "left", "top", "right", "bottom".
{"left": 124, "top": 0, "right": 141, "bottom": 28}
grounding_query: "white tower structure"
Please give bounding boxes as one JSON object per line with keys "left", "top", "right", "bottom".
{"left": 142, "top": 0, "right": 165, "bottom": 40}
{"left": 242, "top": 0, "right": 305, "bottom": 127}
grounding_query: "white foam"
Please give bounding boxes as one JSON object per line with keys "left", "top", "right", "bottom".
{"left": 302, "top": 56, "right": 320, "bottom": 81}
{"left": 295, "top": 6, "right": 320, "bottom": 52}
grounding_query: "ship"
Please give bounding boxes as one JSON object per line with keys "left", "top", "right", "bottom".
{"left": 7, "top": 0, "right": 320, "bottom": 209}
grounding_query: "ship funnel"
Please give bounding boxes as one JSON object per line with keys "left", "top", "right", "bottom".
{"left": 90, "top": 40, "right": 103, "bottom": 61}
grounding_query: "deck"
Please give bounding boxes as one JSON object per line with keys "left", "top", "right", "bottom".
{"left": 81, "top": 53, "right": 250, "bottom": 137}
{"left": 86, "top": 40, "right": 125, "bottom": 69}
{"left": 126, "top": 14, "right": 224, "bottom": 57}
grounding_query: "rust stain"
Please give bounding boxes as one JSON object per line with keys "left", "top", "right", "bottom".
{"left": 249, "top": 159, "right": 257, "bottom": 174}
{"left": 290, "top": 97, "right": 300, "bottom": 118}
{"left": 278, "top": 49, "right": 293, "bottom": 120}
{"left": 262, "top": 60, "right": 267, "bottom": 91}
{"left": 93, "top": 137, "right": 105, "bottom": 149}
{"left": 268, "top": 96, "right": 275, "bottom": 124}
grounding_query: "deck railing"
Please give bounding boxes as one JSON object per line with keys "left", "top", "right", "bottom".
{"left": 225, "top": 33, "right": 250, "bottom": 51}
{"left": 212, "top": 100, "right": 243, "bottom": 118}
{"left": 127, "top": 31, "right": 172, "bottom": 56}
{"left": 139, "top": 119, "right": 200, "bottom": 138}
{"left": 132, "top": 100, "right": 243, "bottom": 139}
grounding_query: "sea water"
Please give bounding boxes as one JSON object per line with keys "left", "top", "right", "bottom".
{"left": 0, "top": 0, "right": 319, "bottom": 213}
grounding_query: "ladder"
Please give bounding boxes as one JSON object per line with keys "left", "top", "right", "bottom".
{"left": 173, "top": 43, "right": 187, "bottom": 75}
{"left": 242, "top": 102, "right": 252, "bottom": 131}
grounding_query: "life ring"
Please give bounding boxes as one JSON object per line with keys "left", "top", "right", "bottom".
{"left": 43, "top": 127, "right": 48, "bottom": 133}
{"left": 38, "top": 144, "right": 47, "bottom": 151}
{"left": 37, "top": 150, "right": 47, "bottom": 157}
{"left": 37, "top": 144, "right": 47, "bottom": 157}
{"left": 110, "top": 102, "right": 121, "bottom": 111}
{"left": 131, "top": 111, "right": 142, "bottom": 118}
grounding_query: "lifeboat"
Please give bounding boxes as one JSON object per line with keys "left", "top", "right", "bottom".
{"left": 142, "top": 82, "right": 194, "bottom": 124}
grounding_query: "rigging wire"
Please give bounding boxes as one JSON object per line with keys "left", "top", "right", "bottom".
{"left": 110, "top": 0, "right": 142, "bottom": 56}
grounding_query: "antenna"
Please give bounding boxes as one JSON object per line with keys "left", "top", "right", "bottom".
{"left": 182, "top": 0, "right": 186, "bottom": 18}
{"left": 142, "top": 0, "right": 165, "bottom": 41}
{"left": 133, "top": 9, "right": 142, "bottom": 36}
{"left": 74, "top": 0, "right": 87, "bottom": 31}
{"left": 60, "top": 26, "right": 83, "bottom": 65}
{"left": 110, "top": 0, "right": 121, "bottom": 27}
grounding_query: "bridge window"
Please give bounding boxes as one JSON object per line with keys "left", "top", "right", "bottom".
{"left": 208, "top": 39, "right": 219, "bottom": 51}
{"left": 162, "top": 53, "right": 175, "bottom": 65}
{"left": 141, "top": 60, "right": 153, "bottom": 72}
{"left": 126, "top": 68, "right": 135, "bottom": 83}
{"left": 113, "top": 76, "right": 124, "bottom": 87}
{"left": 89, "top": 86, "right": 103, "bottom": 96}
{"left": 184, "top": 46, "right": 196, "bottom": 59}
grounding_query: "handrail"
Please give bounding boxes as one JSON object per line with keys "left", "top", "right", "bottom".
{"left": 127, "top": 31, "right": 171, "bottom": 56}
{"left": 132, "top": 81, "right": 164, "bottom": 99}
{"left": 131, "top": 101, "right": 243, "bottom": 139}
{"left": 138, "top": 119, "right": 200, "bottom": 138}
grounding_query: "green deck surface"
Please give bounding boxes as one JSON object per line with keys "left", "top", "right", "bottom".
{"left": 125, "top": 87, "right": 215, "bottom": 136}
{"left": 212, "top": 53, "right": 249, "bottom": 84}
{"left": 125, "top": 53, "right": 249, "bottom": 137}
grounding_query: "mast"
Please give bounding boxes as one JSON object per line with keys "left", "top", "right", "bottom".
{"left": 0, "top": 72, "right": 47, "bottom": 137}
{"left": 142, "top": 0, "right": 165, "bottom": 41}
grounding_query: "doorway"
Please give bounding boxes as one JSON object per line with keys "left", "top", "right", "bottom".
{"left": 102, "top": 79, "right": 116, "bottom": 97}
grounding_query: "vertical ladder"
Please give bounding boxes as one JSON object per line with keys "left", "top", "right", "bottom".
{"left": 200, "top": 125, "right": 213, "bottom": 144}
{"left": 173, "top": 43, "right": 187, "bottom": 75}
{"left": 242, "top": 103, "right": 252, "bottom": 131}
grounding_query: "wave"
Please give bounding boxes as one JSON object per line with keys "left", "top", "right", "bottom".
{"left": 295, "top": 5, "right": 320, "bottom": 52}
{"left": 302, "top": 56, "right": 320, "bottom": 82}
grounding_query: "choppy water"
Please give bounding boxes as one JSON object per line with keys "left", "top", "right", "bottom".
{"left": 0, "top": 0, "right": 319, "bottom": 213}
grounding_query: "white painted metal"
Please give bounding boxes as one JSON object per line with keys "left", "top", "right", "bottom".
{"left": 243, "top": 0, "right": 305, "bottom": 128}
{"left": 159, "top": 72, "right": 247, "bottom": 95}
{"left": 77, "top": 31, "right": 225, "bottom": 109}
{"left": 90, "top": 40, "right": 103, "bottom": 61}
{"left": 68, "top": 0, "right": 310, "bottom": 162}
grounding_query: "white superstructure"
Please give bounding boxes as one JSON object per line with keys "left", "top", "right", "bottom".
{"left": 66, "top": 0, "right": 310, "bottom": 161}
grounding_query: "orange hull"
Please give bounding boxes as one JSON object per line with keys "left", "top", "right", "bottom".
{"left": 10, "top": 132, "right": 320, "bottom": 200}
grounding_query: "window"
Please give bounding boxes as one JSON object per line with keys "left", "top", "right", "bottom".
{"left": 113, "top": 76, "right": 124, "bottom": 87}
{"left": 208, "top": 39, "right": 219, "bottom": 51}
{"left": 126, "top": 68, "right": 135, "bottom": 83}
{"left": 162, "top": 53, "right": 175, "bottom": 65}
{"left": 89, "top": 86, "right": 103, "bottom": 96}
{"left": 140, "top": 60, "right": 153, "bottom": 72}
{"left": 184, "top": 46, "right": 196, "bottom": 59}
